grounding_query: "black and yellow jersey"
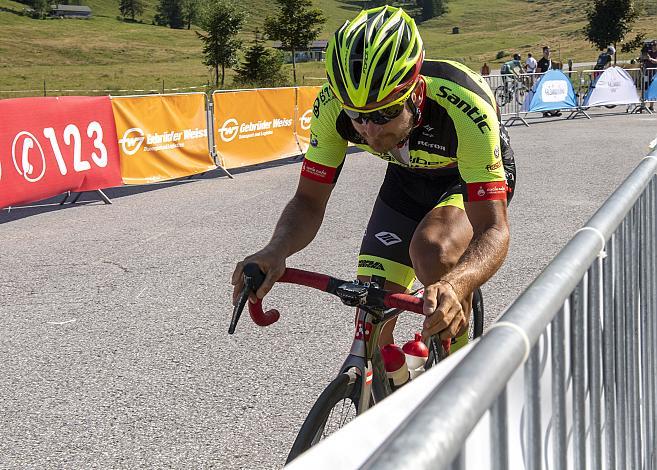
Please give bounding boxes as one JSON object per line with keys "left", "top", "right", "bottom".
{"left": 301, "top": 60, "right": 510, "bottom": 202}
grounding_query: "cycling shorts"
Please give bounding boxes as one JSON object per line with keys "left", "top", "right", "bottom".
{"left": 357, "top": 165, "right": 465, "bottom": 289}
{"left": 357, "top": 157, "right": 515, "bottom": 289}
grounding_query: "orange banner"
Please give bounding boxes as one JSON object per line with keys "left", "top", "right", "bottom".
{"left": 296, "top": 86, "right": 322, "bottom": 154}
{"left": 111, "top": 93, "right": 215, "bottom": 184}
{"left": 213, "top": 88, "right": 300, "bottom": 169}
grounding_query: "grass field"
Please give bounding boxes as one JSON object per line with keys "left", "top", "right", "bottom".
{"left": 1, "top": 0, "right": 656, "bottom": 97}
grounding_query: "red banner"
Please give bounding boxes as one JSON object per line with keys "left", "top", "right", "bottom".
{"left": 0, "top": 96, "right": 122, "bottom": 209}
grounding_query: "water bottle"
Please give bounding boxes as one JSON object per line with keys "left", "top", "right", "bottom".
{"left": 403, "top": 333, "right": 429, "bottom": 379}
{"left": 380, "top": 344, "right": 409, "bottom": 388}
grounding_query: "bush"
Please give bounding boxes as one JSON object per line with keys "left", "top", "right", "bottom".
{"left": 495, "top": 50, "right": 506, "bottom": 60}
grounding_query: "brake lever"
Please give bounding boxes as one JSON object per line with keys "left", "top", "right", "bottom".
{"left": 228, "top": 263, "right": 266, "bottom": 334}
{"left": 228, "top": 285, "right": 250, "bottom": 334}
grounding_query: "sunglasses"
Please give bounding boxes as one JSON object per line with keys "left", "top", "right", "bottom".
{"left": 343, "top": 100, "right": 406, "bottom": 124}
{"left": 342, "top": 80, "right": 417, "bottom": 125}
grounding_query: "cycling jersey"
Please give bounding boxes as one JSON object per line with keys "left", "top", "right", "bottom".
{"left": 302, "top": 59, "right": 509, "bottom": 203}
{"left": 501, "top": 59, "right": 522, "bottom": 75}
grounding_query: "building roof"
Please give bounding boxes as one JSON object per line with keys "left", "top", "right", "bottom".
{"left": 272, "top": 40, "right": 328, "bottom": 50}
{"left": 51, "top": 4, "right": 92, "bottom": 13}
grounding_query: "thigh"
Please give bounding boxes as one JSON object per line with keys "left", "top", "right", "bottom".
{"left": 409, "top": 204, "right": 473, "bottom": 285}
{"left": 358, "top": 196, "right": 418, "bottom": 291}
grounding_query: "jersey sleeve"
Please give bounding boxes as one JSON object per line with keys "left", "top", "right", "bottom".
{"left": 451, "top": 85, "right": 507, "bottom": 202}
{"left": 301, "top": 84, "right": 349, "bottom": 184}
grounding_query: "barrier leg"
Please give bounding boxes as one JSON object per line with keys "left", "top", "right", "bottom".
{"left": 59, "top": 191, "right": 71, "bottom": 205}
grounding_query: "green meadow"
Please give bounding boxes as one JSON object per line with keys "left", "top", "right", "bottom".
{"left": 1, "top": 0, "right": 656, "bottom": 97}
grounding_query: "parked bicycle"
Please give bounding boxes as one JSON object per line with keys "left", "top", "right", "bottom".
{"left": 495, "top": 75, "right": 529, "bottom": 108}
{"left": 228, "top": 263, "right": 484, "bottom": 463}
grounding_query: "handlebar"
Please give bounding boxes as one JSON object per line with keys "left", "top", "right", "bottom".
{"left": 228, "top": 263, "right": 425, "bottom": 334}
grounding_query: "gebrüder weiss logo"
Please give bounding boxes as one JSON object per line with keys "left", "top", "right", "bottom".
{"left": 299, "top": 110, "right": 312, "bottom": 130}
{"left": 218, "top": 118, "right": 240, "bottom": 142}
{"left": 218, "top": 117, "right": 293, "bottom": 143}
{"left": 119, "top": 127, "right": 145, "bottom": 155}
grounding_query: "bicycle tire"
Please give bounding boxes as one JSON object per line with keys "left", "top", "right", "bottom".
{"left": 424, "top": 287, "right": 484, "bottom": 369}
{"left": 286, "top": 372, "right": 363, "bottom": 464}
{"left": 494, "top": 85, "right": 508, "bottom": 108}
{"left": 515, "top": 84, "right": 528, "bottom": 106}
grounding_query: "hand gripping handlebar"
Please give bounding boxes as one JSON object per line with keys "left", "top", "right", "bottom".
{"left": 228, "top": 263, "right": 425, "bottom": 334}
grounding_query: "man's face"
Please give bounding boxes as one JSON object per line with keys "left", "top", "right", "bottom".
{"left": 351, "top": 104, "right": 414, "bottom": 153}
{"left": 543, "top": 48, "right": 550, "bottom": 59}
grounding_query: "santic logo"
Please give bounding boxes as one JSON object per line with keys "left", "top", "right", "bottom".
{"left": 219, "top": 118, "right": 240, "bottom": 142}
{"left": 299, "top": 110, "right": 312, "bottom": 130}
{"left": 541, "top": 81, "right": 568, "bottom": 103}
{"left": 119, "top": 128, "right": 145, "bottom": 155}
{"left": 12, "top": 131, "right": 46, "bottom": 183}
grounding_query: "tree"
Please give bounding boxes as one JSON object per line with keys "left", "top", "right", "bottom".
{"left": 234, "top": 33, "right": 289, "bottom": 87}
{"left": 119, "top": 0, "right": 145, "bottom": 21}
{"left": 421, "top": 0, "right": 447, "bottom": 21}
{"left": 182, "top": 0, "right": 199, "bottom": 30}
{"left": 29, "top": 0, "right": 49, "bottom": 18}
{"left": 263, "top": 0, "right": 326, "bottom": 84}
{"left": 196, "top": 0, "right": 245, "bottom": 87}
{"left": 155, "top": 0, "right": 184, "bottom": 29}
{"left": 585, "top": 0, "right": 642, "bottom": 64}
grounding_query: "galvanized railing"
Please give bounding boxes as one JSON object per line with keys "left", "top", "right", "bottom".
{"left": 360, "top": 150, "right": 657, "bottom": 470}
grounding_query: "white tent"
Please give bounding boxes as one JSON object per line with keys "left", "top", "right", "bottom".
{"left": 584, "top": 66, "right": 640, "bottom": 107}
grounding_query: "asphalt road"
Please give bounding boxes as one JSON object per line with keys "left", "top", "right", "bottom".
{"left": 2, "top": 108, "right": 656, "bottom": 469}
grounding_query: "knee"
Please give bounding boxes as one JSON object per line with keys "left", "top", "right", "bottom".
{"left": 409, "top": 233, "right": 461, "bottom": 284}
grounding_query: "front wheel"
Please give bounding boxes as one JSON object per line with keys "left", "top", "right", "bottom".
{"left": 286, "top": 372, "right": 363, "bottom": 464}
{"left": 515, "top": 84, "right": 529, "bottom": 106}
{"left": 494, "top": 85, "right": 508, "bottom": 108}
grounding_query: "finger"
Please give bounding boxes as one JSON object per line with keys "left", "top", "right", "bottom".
{"left": 232, "top": 279, "right": 244, "bottom": 306}
{"left": 422, "top": 285, "right": 438, "bottom": 316}
{"left": 256, "top": 269, "right": 280, "bottom": 300}
{"left": 231, "top": 261, "right": 244, "bottom": 285}
{"left": 439, "top": 313, "right": 465, "bottom": 341}
{"left": 424, "top": 299, "right": 462, "bottom": 338}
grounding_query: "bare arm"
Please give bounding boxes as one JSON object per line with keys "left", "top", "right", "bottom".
{"left": 421, "top": 199, "right": 510, "bottom": 340}
{"left": 267, "top": 176, "right": 334, "bottom": 257}
{"left": 444, "top": 199, "right": 510, "bottom": 299}
{"left": 231, "top": 176, "right": 334, "bottom": 302}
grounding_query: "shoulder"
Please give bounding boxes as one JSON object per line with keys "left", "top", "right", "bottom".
{"left": 421, "top": 60, "right": 494, "bottom": 100}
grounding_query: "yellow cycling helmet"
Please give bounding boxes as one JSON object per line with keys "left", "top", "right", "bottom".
{"left": 326, "top": 6, "right": 424, "bottom": 110}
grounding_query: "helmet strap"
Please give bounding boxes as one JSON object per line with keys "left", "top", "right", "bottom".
{"left": 409, "top": 77, "right": 426, "bottom": 128}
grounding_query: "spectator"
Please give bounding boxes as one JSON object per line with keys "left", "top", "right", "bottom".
{"left": 536, "top": 46, "right": 552, "bottom": 74}
{"left": 481, "top": 62, "right": 490, "bottom": 76}
{"left": 525, "top": 52, "right": 537, "bottom": 87}
{"left": 536, "top": 46, "right": 561, "bottom": 117}
{"left": 525, "top": 52, "right": 537, "bottom": 74}
{"left": 594, "top": 46, "right": 613, "bottom": 71}
{"left": 642, "top": 41, "right": 657, "bottom": 110}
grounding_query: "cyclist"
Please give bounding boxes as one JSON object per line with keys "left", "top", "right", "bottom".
{"left": 500, "top": 53, "right": 524, "bottom": 95}
{"left": 232, "top": 5, "right": 515, "bottom": 349}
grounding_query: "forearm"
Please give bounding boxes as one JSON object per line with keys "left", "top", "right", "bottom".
{"left": 266, "top": 194, "right": 326, "bottom": 257}
{"left": 442, "top": 224, "right": 509, "bottom": 299}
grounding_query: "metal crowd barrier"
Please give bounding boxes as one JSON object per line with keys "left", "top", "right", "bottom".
{"left": 485, "top": 67, "right": 657, "bottom": 121}
{"left": 357, "top": 149, "right": 657, "bottom": 469}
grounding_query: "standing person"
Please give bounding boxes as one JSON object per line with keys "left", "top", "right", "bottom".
{"left": 525, "top": 52, "right": 537, "bottom": 74}
{"left": 525, "top": 52, "right": 537, "bottom": 87}
{"left": 643, "top": 40, "right": 657, "bottom": 111}
{"left": 535, "top": 46, "right": 561, "bottom": 117}
{"left": 232, "top": 5, "right": 515, "bottom": 350}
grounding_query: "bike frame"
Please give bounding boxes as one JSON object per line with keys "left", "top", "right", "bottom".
{"left": 339, "top": 305, "right": 405, "bottom": 412}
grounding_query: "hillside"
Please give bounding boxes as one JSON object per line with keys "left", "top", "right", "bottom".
{"left": 1, "top": 0, "right": 656, "bottom": 97}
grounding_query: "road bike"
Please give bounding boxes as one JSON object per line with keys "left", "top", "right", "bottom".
{"left": 228, "top": 263, "right": 484, "bottom": 463}
{"left": 494, "top": 75, "right": 529, "bottom": 107}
